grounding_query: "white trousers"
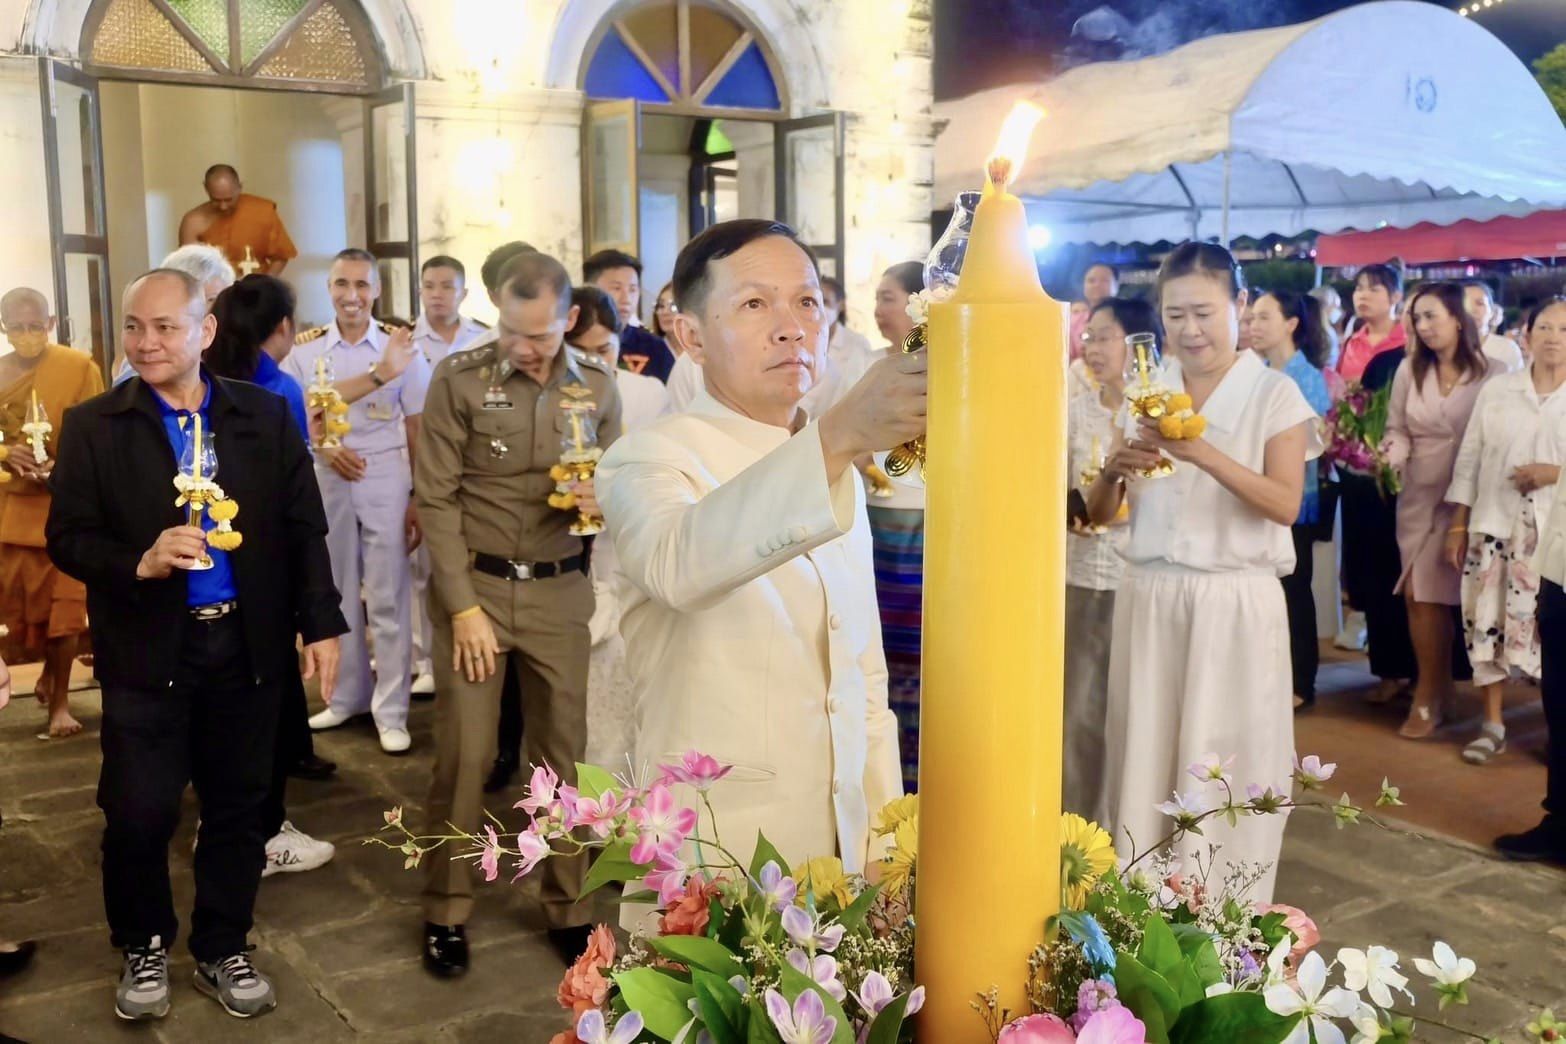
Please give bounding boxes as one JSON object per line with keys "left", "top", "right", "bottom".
{"left": 1104, "top": 566, "right": 1294, "bottom": 903}
{"left": 317, "top": 451, "right": 413, "bottom": 730}
{"left": 410, "top": 543, "right": 433, "bottom": 675}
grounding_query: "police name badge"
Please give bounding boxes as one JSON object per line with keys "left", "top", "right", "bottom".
{"left": 482, "top": 360, "right": 515, "bottom": 410}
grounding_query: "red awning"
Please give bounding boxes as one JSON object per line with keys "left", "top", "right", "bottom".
{"left": 1316, "top": 210, "right": 1566, "bottom": 267}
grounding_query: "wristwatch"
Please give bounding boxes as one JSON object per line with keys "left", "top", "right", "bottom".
{"left": 369, "top": 363, "right": 387, "bottom": 387}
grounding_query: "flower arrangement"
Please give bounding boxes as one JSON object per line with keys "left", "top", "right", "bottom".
{"left": 1153, "top": 393, "right": 1206, "bottom": 442}
{"left": 376, "top": 751, "right": 1546, "bottom": 1044}
{"left": 1324, "top": 383, "right": 1401, "bottom": 497}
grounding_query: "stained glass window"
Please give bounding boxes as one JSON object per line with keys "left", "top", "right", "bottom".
{"left": 84, "top": 0, "right": 376, "bottom": 90}
{"left": 583, "top": 0, "right": 784, "bottom": 113}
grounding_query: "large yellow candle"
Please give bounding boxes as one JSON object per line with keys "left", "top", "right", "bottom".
{"left": 915, "top": 102, "right": 1066, "bottom": 1041}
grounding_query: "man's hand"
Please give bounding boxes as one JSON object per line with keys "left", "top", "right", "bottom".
{"left": 301, "top": 637, "right": 341, "bottom": 706}
{"left": 405, "top": 501, "right": 423, "bottom": 552}
{"left": 321, "top": 445, "right": 368, "bottom": 482}
{"left": 373, "top": 325, "right": 418, "bottom": 384}
{"left": 819, "top": 352, "right": 928, "bottom": 475}
{"left": 4, "top": 442, "right": 50, "bottom": 481}
{"left": 570, "top": 477, "right": 600, "bottom": 519}
{"left": 137, "top": 526, "right": 208, "bottom": 579}
{"left": 452, "top": 609, "right": 501, "bottom": 684}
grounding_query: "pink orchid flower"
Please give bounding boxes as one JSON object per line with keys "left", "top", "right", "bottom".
{"left": 626, "top": 783, "right": 699, "bottom": 864}
{"left": 642, "top": 851, "right": 692, "bottom": 907}
{"left": 512, "top": 826, "right": 551, "bottom": 881}
{"left": 478, "top": 825, "right": 503, "bottom": 883}
{"left": 781, "top": 905, "right": 845, "bottom": 953}
{"left": 854, "top": 971, "right": 925, "bottom": 1020}
{"left": 785, "top": 949, "right": 847, "bottom": 1003}
{"left": 568, "top": 790, "right": 630, "bottom": 839}
{"left": 517, "top": 764, "right": 561, "bottom": 817}
{"left": 658, "top": 751, "right": 734, "bottom": 793}
{"left": 764, "top": 988, "right": 836, "bottom": 1044}
{"left": 756, "top": 861, "right": 798, "bottom": 913}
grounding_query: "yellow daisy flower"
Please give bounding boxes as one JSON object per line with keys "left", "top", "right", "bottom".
{"left": 881, "top": 817, "right": 918, "bottom": 898}
{"left": 1060, "top": 813, "right": 1115, "bottom": 910}
{"left": 793, "top": 856, "right": 855, "bottom": 910}
{"left": 874, "top": 794, "right": 918, "bottom": 837}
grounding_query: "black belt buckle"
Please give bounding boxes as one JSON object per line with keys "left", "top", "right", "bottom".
{"left": 190, "top": 600, "right": 237, "bottom": 620}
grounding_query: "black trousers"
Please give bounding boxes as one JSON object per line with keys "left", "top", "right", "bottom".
{"left": 495, "top": 666, "right": 524, "bottom": 764}
{"left": 98, "top": 613, "right": 279, "bottom": 962}
{"left": 1541, "top": 580, "right": 1566, "bottom": 823}
{"left": 262, "top": 669, "right": 314, "bottom": 838}
{"left": 1283, "top": 525, "right": 1319, "bottom": 700}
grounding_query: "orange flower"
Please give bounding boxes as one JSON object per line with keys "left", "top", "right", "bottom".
{"left": 1158, "top": 415, "right": 1184, "bottom": 439}
{"left": 659, "top": 877, "right": 717, "bottom": 936}
{"left": 1180, "top": 415, "right": 1207, "bottom": 439}
{"left": 555, "top": 924, "right": 616, "bottom": 1017}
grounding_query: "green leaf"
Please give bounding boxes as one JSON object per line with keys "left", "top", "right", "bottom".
{"left": 648, "top": 935, "right": 743, "bottom": 976}
{"left": 1113, "top": 953, "right": 1180, "bottom": 1044}
{"left": 1138, "top": 914, "right": 1184, "bottom": 981}
{"left": 1168, "top": 992, "right": 1301, "bottom": 1044}
{"left": 749, "top": 832, "right": 789, "bottom": 881}
{"left": 864, "top": 991, "right": 911, "bottom": 1044}
{"left": 747, "top": 996, "right": 782, "bottom": 1043}
{"left": 614, "top": 967, "right": 697, "bottom": 1042}
{"left": 576, "top": 762, "right": 620, "bottom": 800}
{"left": 780, "top": 962, "right": 856, "bottom": 1044}
{"left": 716, "top": 901, "right": 748, "bottom": 952}
{"left": 837, "top": 883, "right": 881, "bottom": 931}
{"left": 581, "top": 837, "right": 641, "bottom": 898}
{"left": 692, "top": 968, "right": 746, "bottom": 1044}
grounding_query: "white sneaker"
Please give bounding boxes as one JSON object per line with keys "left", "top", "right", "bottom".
{"left": 262, "top": 821, "right": 335, "bottom": 878}
{"left": 378, "top": 727, "right": 411, "bottom": 755}
{"left": 1333, "top": 610, "right": 1368, "bottom": 651}
{"left": 308, "top": 706, "right": 357, "bottom": 731}
{"left": 411, "top": 672, "right": 435, "bottom": 695}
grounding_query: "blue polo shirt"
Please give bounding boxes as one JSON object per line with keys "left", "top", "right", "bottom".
{"left": 252, "top": 352, "right": 310, "bottom": 442}
{"left": 153, "top": 380, "right": 238, "bottom": 606}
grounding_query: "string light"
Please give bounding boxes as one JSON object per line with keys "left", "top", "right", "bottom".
{"left": 1457, "top": 0, "right": 1506, "bottom": 15}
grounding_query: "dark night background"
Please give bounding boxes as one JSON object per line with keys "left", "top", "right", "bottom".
{"left": 933, "top": 0, "right": 1566, "bottom": 99}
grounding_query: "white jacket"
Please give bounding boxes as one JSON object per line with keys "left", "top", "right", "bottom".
{"left": 597, "top": 388, "right": 902, "bottom": 874}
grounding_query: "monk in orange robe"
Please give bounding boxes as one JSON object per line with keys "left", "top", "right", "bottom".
{"left": 178, "top": 164, "right": 297, "bottom": 276}
{"left": 0, "top": 288, "right": 104, "bottom": 736}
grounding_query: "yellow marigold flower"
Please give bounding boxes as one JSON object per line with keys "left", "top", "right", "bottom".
{"left": 207, "top": 530, "right": 243, "bottom": 552}
{"left": 1060, "top": 813, "right": 1115, "bottom": 910}
{"left": 327, "top": 399, "right": 350, "bottom": 416}
{"left": 0, "top": 470, "right": 11, "bottom": 483}
{"left": 1167, "top": 392, "right": 1193, "bottom": 413}
{"left": 881, "top": 818, "right": 918, "bottom": 898}
{"left": 208, "top": 499, "right": 239, "bottom": 523}
{"left": 793, "top": 856, "right": 854, "bottom": 909}
{"left": 326, "top": 418, "right": 351, "bottom": 436}
{"left": 874, "top": 794, "right": 918, "bottom": 837}
{"left": 549, "top": 464, "right": 573, "bottom": 483}
{"left": 1181, "top": 414, "right": 1207, "bottom": 439}
{"left": 1158, "top": 415, "right": 1184, "bottom": 439}
{"left": 0, "top": 444, "right": 9, "bottom": 461}
{"left": 547, "top": 491, "right": 576, "bottom": 510}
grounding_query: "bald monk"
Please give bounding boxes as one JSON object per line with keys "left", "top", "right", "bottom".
{"left": 0, "top": 289, "right": 103, "bottom": 736}
{"left": 178, "top": 164, "right": 297, "bottom": 276}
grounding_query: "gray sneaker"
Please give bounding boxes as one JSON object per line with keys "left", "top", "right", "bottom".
{"left": 115, "top": 936, "right": 171, "bottom": 1020}
{"left": 194, "top": 952, "right": 276, "bottom": 1018}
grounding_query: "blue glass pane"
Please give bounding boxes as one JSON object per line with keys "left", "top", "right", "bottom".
{"left": 584, "top": 28, "right": 669, "bottom": 103}
{"left": 705, "top": 42, "right": 780, "bottom": 110}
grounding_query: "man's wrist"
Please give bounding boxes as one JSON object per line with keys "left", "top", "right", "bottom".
{"left": 452, "top": 605, "right": 483, "bottom": 621}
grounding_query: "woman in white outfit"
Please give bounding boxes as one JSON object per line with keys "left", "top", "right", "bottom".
{"left": 566, "top": 287, "right": 670, "bottom": 768}
{"left": 1087, "top": 243, "right": 1321, "bottom": 902}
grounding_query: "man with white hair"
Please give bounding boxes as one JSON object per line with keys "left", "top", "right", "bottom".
{"left": 114, "top": 245, "right": 236, "bottom": 385}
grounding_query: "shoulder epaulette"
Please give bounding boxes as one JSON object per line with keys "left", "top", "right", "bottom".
{"left": 446, "top": 342, "right": 496, "bottom": 370}
{"left": 294, "top": 325, "right": 327, "bottom": 345}
{"left": 376, "top": 319, "right": 410, "bottom": 334}
{"left": 570, "top": 349, "right": 612, "bottom": 374}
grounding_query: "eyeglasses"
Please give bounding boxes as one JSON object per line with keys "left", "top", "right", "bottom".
{"left": 654, "top": 301, "right": 678, "bottom": 313}
{"left": 0, "top": 321, "right": 47, "bottom": 334}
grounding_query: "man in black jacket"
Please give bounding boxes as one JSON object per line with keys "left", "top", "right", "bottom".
{"left": 46, "top": 268, "right": 345, "bottom": 1022}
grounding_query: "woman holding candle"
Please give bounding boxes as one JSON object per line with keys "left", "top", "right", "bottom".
{"left": 1088, "top": 242, "right": 1321, "bottom": 901}
{"left": 1384, "top": 282, "right": 1504, "bottom": 739}
{"left": 1064, "top": 297, "right": 1157, "bottom": 820}
{"left": 1440, "top": 297, "right": 1566, "bottom": 762}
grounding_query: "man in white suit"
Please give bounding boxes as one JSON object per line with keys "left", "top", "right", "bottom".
{"left": 597, "top": 219, "right": 926, "bottom": 874}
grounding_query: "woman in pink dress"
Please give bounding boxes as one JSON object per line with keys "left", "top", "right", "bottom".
{"left": 1385, "top": 282, "right": 1505, "bottom": 738}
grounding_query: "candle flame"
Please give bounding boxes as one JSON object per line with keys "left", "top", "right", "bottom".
{"left": 985, "top": 101, "right": 1045, "bottom": 190}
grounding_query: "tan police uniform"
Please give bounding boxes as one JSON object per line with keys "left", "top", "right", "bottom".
{"left": 414, "top": 340, "right": 622, "bottom": 928}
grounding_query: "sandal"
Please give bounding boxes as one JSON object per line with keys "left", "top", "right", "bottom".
{"left": 1399, "top": 704, "right": 1444, "bottom": 739}
{"left": 1366, "top": 679, "right": 1412, "bottom": 705}
{"left": 1462, "top": 722, "right": 1507, "bottom": 765}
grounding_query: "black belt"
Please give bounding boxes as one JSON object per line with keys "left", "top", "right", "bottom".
{"left": 472, "top": 552, "right": 588, "bottom": 582}
{"left": 189, "top": 599, "right": 239, "bottom": 620}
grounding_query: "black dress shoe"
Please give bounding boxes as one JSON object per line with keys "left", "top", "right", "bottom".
{"left": 422, "top": 922, "right": 468, "bottom": 978}
{"left": 0, "top": 940, "right": 36, "bottom": 977}
{"left": 287, "top": 754, "right": 338, "bottom": 781}
{"left": 547, "top": 925, "right": 593, "bottom": 966}
{"left": 482, "top": 756, "right": 518, "bottom": 795}
{"left": 1495, "top": 819, "right": 1566, "bottom": 864}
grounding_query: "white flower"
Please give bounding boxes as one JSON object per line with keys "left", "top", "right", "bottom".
{"left": 1412, "top": 941, "right": 1475, "bottom": 986}
{"left": 1293, "top": 754, "right": 1338, "bottom": 788}
{"left": 1264, "top": 952, "right": 1360, "bottom": 1044}
{"left": 1187, "top": 753, "right": 1236, "bottom": 786}
{"left": 1348, "top": 1002, "right": 1385, "bottom": 1044}
{"left": 1264, "top": 937, "right": 1293, "bottom": 986}
{"left": 1205, "top": 982, "right": 1235, "bottom": 998}
{"left": 1337, "top": 946, "right": 1410, "bottom": 1009}
{"left": 904, "top": 293, "right": 929, "bottom": 325}
{"left": 1155, "top": 790, "right": 1214, "bottom": 821}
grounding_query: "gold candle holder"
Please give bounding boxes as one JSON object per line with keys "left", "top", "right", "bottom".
{"left": 308, "top": 355, "right": 351, "bottom": 448}
{"left": 550, "top": 384, "right": 605, "bottom": 537}
{"left": 884, "top": 324, "right": 928, "bottom": 481}
{"left": 1121, "top": 333, "right": 1176, "bottom": 479}
{"left": 21, "top": 389, "right": 51, "bottom": 467}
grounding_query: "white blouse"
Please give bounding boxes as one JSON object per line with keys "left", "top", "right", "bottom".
{"left": 1121, "top": 350, "right": 1323, "bottom": 577}
{"left": 1446, "top": 369, "right": 1566, "bottom": 540}
{"left": 1067, "top": 385, "right": 1128, "bottom": 591}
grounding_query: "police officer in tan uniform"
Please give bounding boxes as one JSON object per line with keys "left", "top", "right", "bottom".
{"left": 413, "top": 251, "right": 621, "bottom": 976}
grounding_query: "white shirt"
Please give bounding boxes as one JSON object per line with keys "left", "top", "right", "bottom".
{"left": 1122, "top": 350, "right": 1323, "bottom": 577}
{"left": 615, "top": 368, "right": 671, "bottom": 440}
{"left": 411, "top": 314, "right": 489, "bottom": 368}
{"left": 283, "top": 321, "right": 432, "bottom": 454}
{"left": 1483, "top": 333, "right": 1526, "bottom": 373}
{"left": 667, "top": 350, "right": 701, "bottom": 413}
{"left": 1534, "top": 463, "right": 1566, "bottom": 586}
{"left": 1067, "top": 385, "right": 1129, "bottom": 591}
{"left": 597, "top": 386, "right": 902, "bottom": 874}
{"left": 1447, "top": 369, "right": 1566, "bottom": 539}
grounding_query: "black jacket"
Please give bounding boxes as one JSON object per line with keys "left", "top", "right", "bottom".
{"left": 46, "top": 371, "right": 347, "bottom": 689}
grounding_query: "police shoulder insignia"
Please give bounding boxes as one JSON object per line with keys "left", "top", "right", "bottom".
{"left": 376, "top": 319, "right": 411, "bottom": 334}
{"left": 572, "top": 349, "right": 611, "bottom": 374}
{"left": 294, "top": 325, "right": 327, "bottom": 345}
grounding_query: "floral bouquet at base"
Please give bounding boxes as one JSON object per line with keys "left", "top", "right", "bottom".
{"left": 1324, "top": 383, "right": 1401, "bottom": 497}
{"left": 376, "top": 751, "right": 1548, "bottom": 1044}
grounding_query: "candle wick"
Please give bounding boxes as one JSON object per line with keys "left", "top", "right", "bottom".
{"left": 986, "top": 155, "right": 1013, "bottom": 190}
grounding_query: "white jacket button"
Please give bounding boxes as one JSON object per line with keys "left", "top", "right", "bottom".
{"left": 829, "top": 697, "right": 841, "bottom": 714}
{"left": 832, "top": 781, "right": 842, "bottom": 795}
{"left": 828, "top": 613, "right": 842, "bottom": 629}
{"left": 790, "top": 524, "right": 809, "bottom": 542}
{"left": 757, "top": 541, "right": 771, "bottom": 557}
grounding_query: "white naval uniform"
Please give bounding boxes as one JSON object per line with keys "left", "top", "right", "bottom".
{"left": 408, "top": 313, "right": 490, "bottom": 676}
{"left": 1103, "top": 350, "right": 1321, "bottom": 902}
{"left": 284, "top": 321, "right": 433, "bottom": 730}
{"left": 597, "top": 387, "right": 903, "bottom": 882}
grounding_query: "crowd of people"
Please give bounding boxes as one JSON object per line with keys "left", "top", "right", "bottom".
{"left": 1, "top": 197, "right": 1563, "bottom": 1026}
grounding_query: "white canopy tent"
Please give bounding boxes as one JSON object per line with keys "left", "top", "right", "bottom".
{"left": 932, "top": 1, "right": 1566, "bottom": 246}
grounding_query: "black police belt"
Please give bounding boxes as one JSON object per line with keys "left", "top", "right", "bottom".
{"left": 471, "top": 550, "right": 590, "bottom": 582}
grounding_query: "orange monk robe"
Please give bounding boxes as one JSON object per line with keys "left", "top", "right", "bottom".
{"left": 199, "top": 193, "right": 298, "bottom": 270}
{"left": 0, "top": 344, "right": 104, "bottom": 646}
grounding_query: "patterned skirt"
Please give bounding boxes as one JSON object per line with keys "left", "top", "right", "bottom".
{"left": 868, "top": 506, "right": 925, "bottom": 793}
{"left": 1460, "top": 499, "right": 1542, "bottom": 688}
